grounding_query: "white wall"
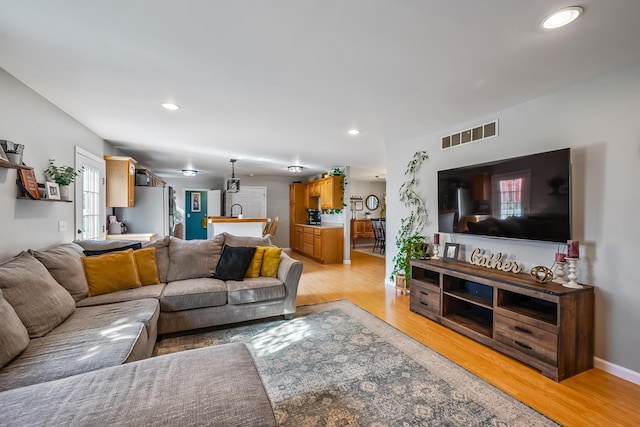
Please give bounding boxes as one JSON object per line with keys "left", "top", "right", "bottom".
{"left": 0, "top": 69, "right": 105, "bottom": 259}
{"left": 386, "top": 63, "right": 640, "bottom": 375}
{"left": 227, "top": 176, "right": 293, "bottom": 248}
{"left": 350, "top": 180, "right": 386, "bottom": 220}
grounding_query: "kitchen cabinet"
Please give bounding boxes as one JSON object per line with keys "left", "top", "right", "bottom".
{"left": 292, "top": 224, "right": 343, "bottom": 264}
{"left": 105, "top": 155, "right": 137, "bottom": 207}
{"left": 319, "top": 176, "right": 344, "bottom": 210}
{"left": 308, "top": 181, "right": 321, "bottom": 197}
{"left": 289, "top": 184, "right": 309, "bottom": 248}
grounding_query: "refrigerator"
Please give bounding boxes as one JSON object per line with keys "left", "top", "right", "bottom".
{"left": 208, "top": 190, "right": 223, "bottom": 216}
{"left": 114, "top": 186, "right": 174, "bottom": 237}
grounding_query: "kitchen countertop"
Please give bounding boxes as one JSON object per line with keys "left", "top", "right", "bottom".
{"left": 295, "top": 223, "right": 344, "bottom": 229}
{"left": 106, "top": 233, "right": 157, "bottom": 242}
{"left": 207, "top": 216, "right": 268, "bottom": 223}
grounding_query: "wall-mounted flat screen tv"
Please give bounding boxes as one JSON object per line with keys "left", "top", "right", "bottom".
{"left": 437, "top": 148, "right": 571, "bottom": 243}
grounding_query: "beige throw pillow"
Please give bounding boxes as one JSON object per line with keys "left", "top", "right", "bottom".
{"left": 0, "top": 289, "right": 30, "bottom": 369}
{"left": 167, "top": 235, "right": 225, "bottom": 282}
{"left": 0, "top": 252, "right": 76, "bottom": 338}
{"left": 30, "top": 243, "right": 89, "bottom": 301}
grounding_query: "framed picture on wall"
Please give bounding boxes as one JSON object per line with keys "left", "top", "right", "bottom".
{"left": 191, "top": 192, "right": 201, "bottom": 212}
{"left": 354, "top": 200, "right": 363, "bottom": 211}
{"left": 45, "top": 182, "right": 61, "bottom": 200}
{"left": 443, "top": 243, "right": 460, "bottom": 261}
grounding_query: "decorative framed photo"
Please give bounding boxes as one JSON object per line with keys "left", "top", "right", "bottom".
{"left": 191, "top": 192, "right": 201, "bottom": 212}
{"left": 443, "top": 243, "right": 460, "bottom": 261}
{"left": 354, "top": 200, "right": 363, "bottom": 211}
{"left": 18, "top": 169, "right": 41, "bottom": 199}
{"left": 45, "top": 182, "right": 61, "bottom": 200}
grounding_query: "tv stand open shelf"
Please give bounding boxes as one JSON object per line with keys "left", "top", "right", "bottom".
{"left": 409, "top": 258, "right": 594, "bottom": 381}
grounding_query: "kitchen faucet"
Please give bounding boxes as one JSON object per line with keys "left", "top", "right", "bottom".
{"left": 230, "top": 204, "right": 243, "bottom": 217}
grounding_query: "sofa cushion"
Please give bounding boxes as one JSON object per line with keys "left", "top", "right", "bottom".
{"left": 0, "top": 299, "right": 159, "bottom": 392}
{"left": 246, "top": 246, "right": 267, "bottom": 278}
{"left": 161, "top": 278, "right": 227, "bottom": 312}
{"left": 0, "top": 344, "right": 278, "bottom": 427}
{"left": 226, "top": 277, "right": 286, "bottom": 305}
{"left": 167, "top": 234, "right": 225, "bottom": 282}
{"left": 222, "top": 232, "right": 272, "bottom": 247}
{"left": 82, "top": 242, "right": 142, "bottom": 256}
{"left": 0, "top": 289, "right": 30, "bottom": 369}
{"left": 76, "top": 284, "right": 165, "bottom": 307}
{"left": 82, "top": 249, "right": 142, "bottom": 297}
{"left": 75, "top": 239, "right": 140, "bottom": 252}
{"left": 30, "top": 243, "right": 89, "bottom": 301}
{"left": 143, "top": 236, "right": 170, "bottom": 283}
{"left": 134, "top": 247, "right": 160, "bottom": 286}
{"left": 213, "top": 245, "right": 256, "bottom": 281}
{"left": 0, "top": 252, "right": 76, "bottom": 338}
{"left": 260, "top": 246, "right": 283, "bottom": 277}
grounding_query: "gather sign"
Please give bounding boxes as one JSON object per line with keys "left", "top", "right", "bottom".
{"left": 469, "top": 248, "right": 523, "bottom": 273}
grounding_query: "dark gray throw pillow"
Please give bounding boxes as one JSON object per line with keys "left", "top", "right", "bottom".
{"left": 83, "top": 242, "right": 142, "bottom": 257}
{"left": 212, "top": 245, "right": 257, "bottom": 281}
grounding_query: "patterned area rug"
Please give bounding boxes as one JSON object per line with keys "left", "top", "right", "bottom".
{"left": 154, "top": 300, "right": 558, "bottom": 426}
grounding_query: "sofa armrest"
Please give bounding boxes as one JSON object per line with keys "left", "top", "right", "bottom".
{"left": 277, "top": 251, "right": 303, "bottom": 316}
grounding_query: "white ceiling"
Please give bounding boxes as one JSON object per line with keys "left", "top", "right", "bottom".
{"left": 1, "top": 1, "right": 640, "bottom": 181}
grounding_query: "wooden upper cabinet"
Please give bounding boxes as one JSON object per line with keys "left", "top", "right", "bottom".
{"left": 320, "top": 176, "right": 344, "bottom": 210}
{"left": 105, "top": 155, "right": 137, "bottom": 207}
{"left": 308, "top": 181, "right": 321, "bottom": 197}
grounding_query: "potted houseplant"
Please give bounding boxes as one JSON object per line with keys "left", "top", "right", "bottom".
{"left": 5, "top": 149, "right": 21, "bottom": 164}
{"left": 1, "top": 140, "right": 24, "bottom": 164}
{"left": 391, "top": 151, "right": 430, "bottom": 289}
{"left": 45, "top": 159, "right": 80, "bottom": 200}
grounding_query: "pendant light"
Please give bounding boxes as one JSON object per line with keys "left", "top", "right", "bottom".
{"left": 226, "top": 159, "right": 240, "bottom": 192}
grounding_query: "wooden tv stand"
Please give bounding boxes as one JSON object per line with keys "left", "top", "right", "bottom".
{"left": 409, "top": 259, "right": 594, "bottom": 381}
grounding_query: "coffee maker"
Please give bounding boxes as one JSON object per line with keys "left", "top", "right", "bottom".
{"left": 307, "top": 209, "right": 321, "bottom": 226}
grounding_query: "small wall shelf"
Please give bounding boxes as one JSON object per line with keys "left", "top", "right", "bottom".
{"left": 16, "top": 196, "right": 72, "bottom": 203}
{"left": 0, "top": 159, "right": 32, "bottom": 170}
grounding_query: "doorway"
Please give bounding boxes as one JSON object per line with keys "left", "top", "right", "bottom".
{"left": 185, "top": 190, "right": 208, "bottom": 240}
{"left": 75, "top": 147, "right": 106, "bottom": 240}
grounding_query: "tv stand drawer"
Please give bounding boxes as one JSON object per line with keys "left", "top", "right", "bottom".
{"left": 410, "top": 282, "right": 440, "bottom": 315}
{"left": 494, "top": 314, "right": 558, "bottom": 365}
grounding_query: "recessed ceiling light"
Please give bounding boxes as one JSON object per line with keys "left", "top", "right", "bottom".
{"left": 347, "top": 129, "right": 360, "bottom": 135}
{"left": 542, "top": 6, "right": 583, "bottom": 29}
{"left": 181, "top": 169, "right": 197, "bottom": 177}
{"left": 162, "top": 102, "right": 181, "bottom": 110}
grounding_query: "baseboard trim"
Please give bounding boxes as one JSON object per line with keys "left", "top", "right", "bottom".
{"left": 343, "top": 259, "right": 351, "bottom": 265}
{"left": 594, "top": 357, "right": 640, "bottom": 385}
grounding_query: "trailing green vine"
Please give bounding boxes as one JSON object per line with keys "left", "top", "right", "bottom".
{"left": 391, "top": 151, "right": 429, "bottom": 282}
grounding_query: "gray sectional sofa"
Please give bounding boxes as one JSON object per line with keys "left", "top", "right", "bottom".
{"left": 0, "top": 232, "right": 303, "bottom": 426}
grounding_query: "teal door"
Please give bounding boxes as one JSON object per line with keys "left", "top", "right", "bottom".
{"left": 185, "top": 190, "right": 208, "bottom": 240}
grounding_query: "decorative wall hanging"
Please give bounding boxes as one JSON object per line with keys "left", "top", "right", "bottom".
{"left": 469, "top": 248, "right": 523, "bottom": 273}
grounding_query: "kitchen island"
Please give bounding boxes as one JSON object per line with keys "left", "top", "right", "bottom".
{"left": 207, "top": 216, "right": 269, "bottom": 238}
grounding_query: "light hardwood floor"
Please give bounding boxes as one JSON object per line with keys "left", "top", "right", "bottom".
{"left": 291, "top": 249, "right": 640, "bottom": 427}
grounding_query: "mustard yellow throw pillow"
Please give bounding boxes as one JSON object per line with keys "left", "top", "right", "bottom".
{"left": 260, "top": 247, "right": 282, "bottom": 277}
{"left": 82, "top": 249, "right": 142, "bottom": 297}
{"left": 134, "top": 247, "right": 160, "bottom": 286}
{"left": 245, "top": 246, "right": 267, "bottom": 278}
